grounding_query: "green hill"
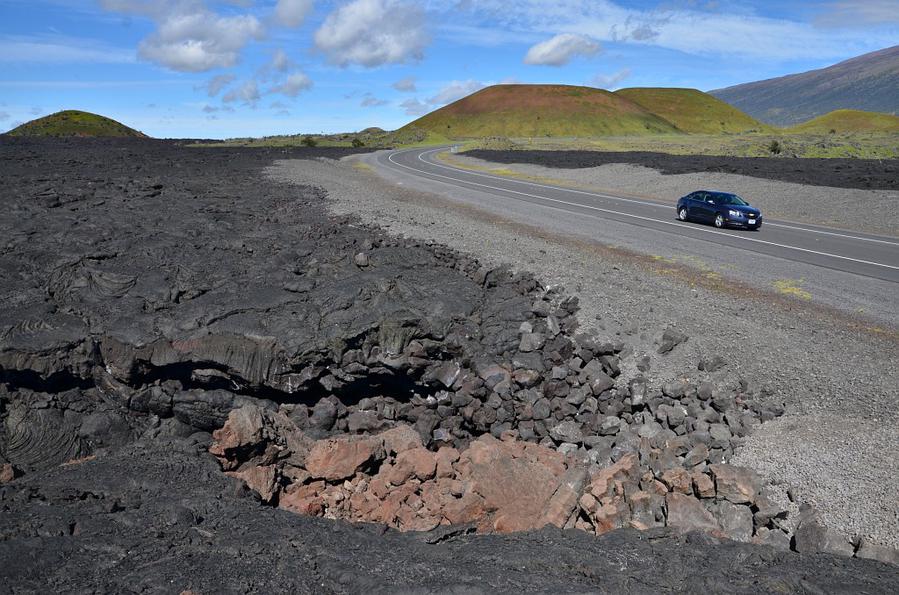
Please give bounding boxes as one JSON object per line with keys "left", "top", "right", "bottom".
{"left": 5, "top": 110, "right": 147, "bottom": 138}
{"left": 400, "top": 84, "right": 680, "bottom": 139}
{"left": 786, "top": 109, "right": 899, "bottom": 134}
{"left": 615, "top": 87, "right": 768, "bottom": 134}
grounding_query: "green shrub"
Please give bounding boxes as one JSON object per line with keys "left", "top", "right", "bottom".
{"left": 351, "top": 138, "right": 364, "bottom": 147}
{"left": 301, "top": 135, "right": 317, "bottom": 147}
{"left": 767, "top": 139, "right": 782, "bottom": 155}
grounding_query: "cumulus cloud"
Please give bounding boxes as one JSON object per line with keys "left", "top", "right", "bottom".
{"left": 101, "top": 0, "right": 264, "bottom": 72}
{"left": 274, "top": 0, "right": 313, "bottom": 27}
{"left": 314, "top": 0, "right": 428, "bottom": 67}
{"left": 400, "top": 98, "right": 429, "bottom": 116}
{"left": 223, "top": 80, "right": 261, "bottom": 105}
{"left": 361, "top": 94, "right": 388, "bottom": 107}
{"left": 202, "top": 73, "right": 236, "bottom": 96}
{"left": 392, "top": 76, "right": 417, "bottom": 92}
{"left": 428, "top": 79, "right": 485, "bottom": 105}
{"left": 524, "top": 33, "right": 601, "bottom": 66}
{"left": 269, "top": 72, "right": 313, "bottom": 97}
{"left": 270, "top": 48, "right": 294, "bottom": 72}
{"left": 589, "top": 68, "right": 631, "bottom": 89}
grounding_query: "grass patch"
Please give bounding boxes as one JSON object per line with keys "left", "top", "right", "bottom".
{"left": 773, "top": 279, "right": 812, "bottom": 300}
{"left": 5, "top": 110, "right": 146, "bottom": 138}
{"left": 615, "top": 87, "right": 770, "bottom": 134}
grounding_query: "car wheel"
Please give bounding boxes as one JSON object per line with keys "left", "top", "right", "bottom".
{"left": 714, "top": 214, "right": 725, "bottom": 228}
{"left": 678, "top": 207, "right": 689, "bottom": 222}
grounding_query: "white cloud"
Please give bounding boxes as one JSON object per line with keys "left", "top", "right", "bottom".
{"left": 589, "top": 68, "right": 631, "bottom": 89}
{"left": 274, "top": 0, "right": 313, "bottom": 27}
{"left": 392, "top": 76, "right": 417, "bottom": 92}
{"left": 269, "top": 72, "right": 313, "bottom": 97}
{"left": 223, "top": 80, "right": 261, "bottom": 105}
{"left": 400, "top": 98, "right": 429, "bottom": 116}
{"left": 314, "top": 0, "right": 428, "bottom": 67}
{"left": 270, "top": 48, "right": 294, "bottom": 72}
{"left": 101, "top": 0, "right": 264, "bottom": 72}
{"left": 203, "top": 73, "right": 236, "bottom": 96}
{"left": 524, "top": 33, "right": 601, "bottom": 66}
{"left": 428, "top": 79, "right": 485, "bottom": 105}
{"left": 445, "top": 0, "right": 897, "bottom": 61}
{"left": 361, "top": 94, "right": 388, "bottom": 107}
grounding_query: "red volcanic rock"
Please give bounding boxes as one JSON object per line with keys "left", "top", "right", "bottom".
{"left": 387, "top": 448, "right": 437, "bottom": 485}
{"left": 379, "top": 425, "right": 423, "bottom": 455}
{"left": 459, "top": 435, "right": 567, "bottom": 533}
{"left": 305, "top": 436, "right": 385, "bottom": 482}
{"left": 280, "top": 481, "right": 326, "bottom": 516}
{"left": 226, "top": 464, "right": 278, "bottom": 503}
{"left": 660, "top": 467, "right": 693, "bottom": 495}
{"left": 209, "top": 406, "right": 265, "bottom": 468}
{"left": 588, "top": 453, "right": 640, "bottom": 500}
{"left": 709, "top": 464, "right": 760, "bottom": 505}
{"left": 0, "top": 463, "right": 18, "bottom": 484}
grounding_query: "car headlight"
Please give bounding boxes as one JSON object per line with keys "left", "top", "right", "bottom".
{"left": 728, "top": 210, "right": 742, "bottom": 217}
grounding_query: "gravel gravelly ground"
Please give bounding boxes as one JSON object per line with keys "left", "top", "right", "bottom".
{"left": 445, "top": 153, "right": 899, "bottom": 237}
{"left": 267, "top": 155, "right": 899, "bottom": 550}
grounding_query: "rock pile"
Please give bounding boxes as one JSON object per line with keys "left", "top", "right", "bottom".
{"left": 211, "top": 403, "right": 793, "bottom": 546}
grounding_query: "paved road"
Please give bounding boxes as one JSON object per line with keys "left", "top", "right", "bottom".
{"left": 379, "top": 147, "right": 899, "bottom": 284}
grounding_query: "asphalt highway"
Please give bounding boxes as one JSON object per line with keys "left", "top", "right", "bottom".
{"left": 379, "top": 147, "right": 899, "bottom": 284}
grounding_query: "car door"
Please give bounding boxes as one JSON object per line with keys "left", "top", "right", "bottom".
{"left": 694, "top": 192, "right": 715, "bottom": 222}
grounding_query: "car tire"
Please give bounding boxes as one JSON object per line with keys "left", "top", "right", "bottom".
{"left": 678, "top": 207, "right": 689, "bottom": 222}
{"left": 714, "top": 214, "right": 725, "bottom": 228}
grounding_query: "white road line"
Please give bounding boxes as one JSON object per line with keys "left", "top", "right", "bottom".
{"left": 413, "top": 147, "right": 899, "bottom": 247}
{"left": 385, "top": 149, "right": 899, "bottom": 273}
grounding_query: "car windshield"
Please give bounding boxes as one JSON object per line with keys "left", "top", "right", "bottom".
{"left": 715, "top": 193, "right": 748, "bottom": 206}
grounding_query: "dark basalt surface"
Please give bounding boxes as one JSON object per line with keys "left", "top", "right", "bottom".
{"left": 3, "top": 436, "right": 898, "bottom": 594}
{"left": 1, "top": 137, "right": 898, "bottom": 592}
{"left": 465, "top": 149, "right": 899, "bottom": 190}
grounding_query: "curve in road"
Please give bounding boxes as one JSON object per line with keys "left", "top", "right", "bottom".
{"left": 381, "top": 147, "right": 899, "bottom": 284}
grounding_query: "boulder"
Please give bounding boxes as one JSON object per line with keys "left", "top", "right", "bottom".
{"left": 658, "top": 328, "right": 688, "bottom": 354}
{"left": 305, "top": 436, "right": 385, "bottom": 482}
{"left": 666, "top": 492, "right": 719, "bottom": 533}
{"left": 711, "top": 500, "right": 753, "bottom": 542}
{"left": 708, "top": 464, "right": 760, "bottom": 505}
{"left": 793, "top": 516, "right": 856, "bottom": 557}
{"left": 0, "top": 463, "right": 19, "bottom": 483}
{"left": 856, "top": 539, "right": 899, "bottom": 565}
{"left": 540, "top": 467, "right": 588, "bottom": 528}
{"left": 226, "top": 464, "right": 278, "bottom": 503}
{"left": 379, "top": 425, "right": 423, "bottom": 455}
{"left": 518, "top": 332, "right": 545, "bottom": 353}
{"left": 387, "top": 448, "right": 437, "bottom": 485}
{"left": 549, "top": 420, "right": 584, "bottom": 444}
{"left": 459, "top": 435, "right": 566, "bottom": 533}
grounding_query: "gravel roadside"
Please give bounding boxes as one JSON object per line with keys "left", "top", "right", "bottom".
{"left": 268, "top": 155, "right": 899, "bottom": 550}
{"left": 444, "top": 152, "right": 899, "bottom": 237}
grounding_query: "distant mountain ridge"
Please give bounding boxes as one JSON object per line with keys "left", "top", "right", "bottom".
{"left": 710, "top": 46, "right": 899, "bottom": 126}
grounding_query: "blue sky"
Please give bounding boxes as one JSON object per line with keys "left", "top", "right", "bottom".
{"left": 1, "top": 0, "right": 896, "bottom": 138}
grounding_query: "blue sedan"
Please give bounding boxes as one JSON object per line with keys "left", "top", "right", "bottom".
{"left": 676, "top": 190, "right": 762, "bottom": 230}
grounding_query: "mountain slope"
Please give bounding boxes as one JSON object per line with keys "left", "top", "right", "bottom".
{"left": 5, "top": 110, "right": 147, "bottom": 138}
{"left": 710, "top": 46, "right": 899, "bottom": 126}
{"left": 401, "top": 84, "right": 680, "bottom": 138}
{"left": 615, "top": 87, "right": 767, "bottom": 133}
{"left": 787, "top": 109, "right": 899, "bottom": 134}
